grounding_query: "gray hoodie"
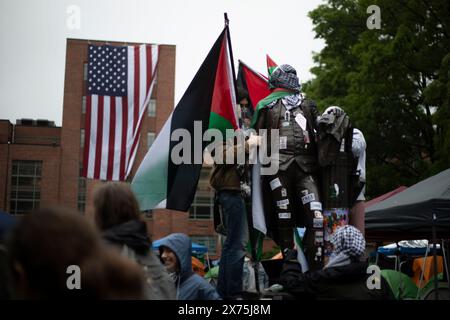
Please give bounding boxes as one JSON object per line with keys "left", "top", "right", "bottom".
{"left": 158, "top": 233, "right": 220, "bottom": 300}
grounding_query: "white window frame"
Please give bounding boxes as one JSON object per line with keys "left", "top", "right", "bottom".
{"left": 148, "top": 99, "right": 156, "bottom": 117}
{"left": 83, "top": 63, "right": 88, "bottom": 81}
{"left": 147, "top": 132, "right": 156, "bottom": 150}
{"left": 82, "top": 96, "right": 86, "bottom": 114}
{"left": 80, "top": 129, "right": 85, "bottom": 148}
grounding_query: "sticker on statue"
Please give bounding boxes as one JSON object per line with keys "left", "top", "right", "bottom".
{"left": 278, "top": 212, "right": 291, "bottom": 219}
{"left": 301, "top": 193, "right": 315, "bottom": 204}
{"left": 270, "top": 178, "right": 282, "bottom": 190}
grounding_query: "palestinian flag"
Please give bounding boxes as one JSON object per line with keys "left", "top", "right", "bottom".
{"left": 250, "top": 89, "right": 292, "bottom": 128}
{"left": 266, "top": 54, "right": 278, "bottom": 76}
{"left": 236, "top": 61, "right": 272, "bottom": 262}
{"left": 131, "top": 27, "right": 238, "bottom": 211}
{"left": 294, "top": 228, "right": 309, "bottom": 272}
{"left": 238, "top": 58, "right": 291, "bottom": 129}
{"left": 236, "top": 60, "right": 270, "bottom": 111}
{"left": 236, "top": 61, "right": 270, "bottom": 235}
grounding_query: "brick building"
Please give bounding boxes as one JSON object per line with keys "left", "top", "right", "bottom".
{"left": 0, "top": 119, "right": 61, "bottom": 214}
{"left": 0, "top": 38, "right": 223, "bottom": 258}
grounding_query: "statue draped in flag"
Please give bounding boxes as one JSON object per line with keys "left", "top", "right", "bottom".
{"left": 251, "top": 64, "right": 325, "bottom": 271}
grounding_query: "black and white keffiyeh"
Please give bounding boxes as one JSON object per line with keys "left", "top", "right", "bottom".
{"left": 331, "top": 225, "right": 366, "bottom": 257}
{"left": 281, "top": 94, "right": 302, "bottom": 110}
{"left": 325, "top": 225, "right": 366, "bottom": 269}
{"left": 269, "top": 64, "right": 301, "bottom": 93}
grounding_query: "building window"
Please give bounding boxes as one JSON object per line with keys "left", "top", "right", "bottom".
{"left": 77, "top": 177, "right": 86, "bottom": 213}
{"left": 190, "top": 235, "right": 217, "bottom": 256}
{"left": 82, "top": 96, "right": 86, "bottom": 114}
{"left": 83, "top": 63, "right": 88, "bottom": 81}
{"left": 10, "top": 160, "right": 42, "bottom": 214}
{"left": 147, "top": 132, "right": 155, "bottom": 150}
{"left": 77, "top": 164, "right": 86, "bottom": 213}
{"left": 148, "top": 99, "right": 156, "bottom": 117}
{"left": 189, "top": 166, "right": 213, "bottom": 220}
{"left": 80, "top": 129, "right": 85, "bottom": 148}
{"left": 189, "top": 195, "right": 213, "bottom": 219}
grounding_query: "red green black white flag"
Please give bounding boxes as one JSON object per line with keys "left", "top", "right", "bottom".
{"left": 266, "top": 54, "right": 278, "bottom": 77}
{"left": 131, "top": 27, "right": 237, "bottom": 211}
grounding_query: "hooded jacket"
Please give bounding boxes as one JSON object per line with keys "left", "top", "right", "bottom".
{"left": 158, "top": 233, "right": 221, "bottom": 300}
{"left": 103, "top": 220, "right": 176, "bottom": 300}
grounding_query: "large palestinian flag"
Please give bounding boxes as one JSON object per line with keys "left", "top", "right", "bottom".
{"left": 131, "top": 27, "right": 238, "bottom": 211}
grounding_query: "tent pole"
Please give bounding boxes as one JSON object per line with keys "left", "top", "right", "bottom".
{"left": 441, "top": 239, "right": 450, "bottom": 291}
{"left": 206, "top": 252, "right": 211, "bottom": 270}
{"left": 432, "top": 211, "right": 439, "bottom": 300}
{"left": 416, "top": 246, "right": 429, "bottom": 299}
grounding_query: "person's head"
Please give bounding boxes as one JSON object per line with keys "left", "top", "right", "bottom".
{"left": 330, "top": 225, "right": 366, "bottom": 259}
{"left": 268, "top": 64, "right": 301, "bottom": 93}
{"left": 237, "top": 87, "right": 249, "bottom": 106}
{"left": 158, "top": 233, "right": 193, "bottom": 278}
{"left": 237, "top": 87, "right": 253, "bottom": 129}
{"left": 93, "top": 182, "right": 140, "bottom": 231}
{"left": 6, "top": 207, "right": 146, "bottom": 299}
{"left": 318, "top": 106, "right": 348, "bottom": 130}
{"left": 323, "top": 106, "right": 345, "bottom": 117}
{"left": 160, "top": 246, "right": 180, "bottom": 273}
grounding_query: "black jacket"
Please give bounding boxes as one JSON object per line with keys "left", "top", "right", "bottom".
{"left": 103, "top": 220, "right": 176, "bottom": 300}
{"left": 280, "top": 259, "right": 395, "bottom": 300}
{"left": 254, "top": 98, "right": 320, "bottom": 174}
{"left": 253, "top": 98, "right": 321, "bottom": 243}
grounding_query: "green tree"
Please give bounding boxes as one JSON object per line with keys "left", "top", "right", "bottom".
{"left": 305, "top": 0, "right": 450, "bottom": 197}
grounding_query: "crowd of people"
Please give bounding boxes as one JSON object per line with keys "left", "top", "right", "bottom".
{"left": 0, "top": 63, "right": 395, "bottom": 300}
{"left": 0, "top": 198, "right": 393, "bottom": 300}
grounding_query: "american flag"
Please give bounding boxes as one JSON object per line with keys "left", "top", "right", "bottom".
{"left": 82, "top": 44, "right": 158, "bottom": 181}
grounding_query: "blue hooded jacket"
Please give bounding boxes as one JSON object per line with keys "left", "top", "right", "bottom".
{"left": 158, "top": 233, "right": 220, "bottom": 300}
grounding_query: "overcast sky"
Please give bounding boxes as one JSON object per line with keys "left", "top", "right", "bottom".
{"left": 0, "top": 0, "right": 325, "bottom": 126}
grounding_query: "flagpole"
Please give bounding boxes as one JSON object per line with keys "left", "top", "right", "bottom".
{"left": 238, "top": 59, "right": 269, "bottom": 82}
{"left": 224, "top": 13, "right": 239, "bottom": 104}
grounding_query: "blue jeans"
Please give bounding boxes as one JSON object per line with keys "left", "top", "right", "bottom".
{"left": 216, "top": 190, "right": 248, "bottom": 299}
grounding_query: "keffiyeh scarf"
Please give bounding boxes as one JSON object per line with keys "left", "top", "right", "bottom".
{"left": 324, "top": 225, "right": 366, "bottom": 269}
{"left": 269, "top": 64, "right": 301, "bottom": 93}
